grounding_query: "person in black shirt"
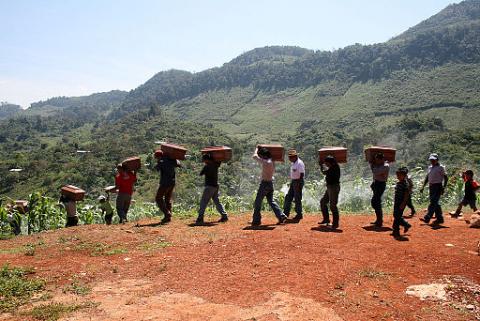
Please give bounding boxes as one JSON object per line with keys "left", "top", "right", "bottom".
{"left": 452, "top": 170, "right": 479, "bottom": 216}
{"left": 195, "top": 153, "right": 228, "bottom": 225}
{"left": 319, "top": 155, "right": 341, "bottom": 229}
{"left": 155, "top": 151, "right": 181, "bottom": 224}
{"left": 392, "top": 167, "right": 412, "bottom": 239}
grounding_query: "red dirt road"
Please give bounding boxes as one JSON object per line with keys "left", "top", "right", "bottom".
{"left": 1, "top": 213, "right": 479, "bottom": 321}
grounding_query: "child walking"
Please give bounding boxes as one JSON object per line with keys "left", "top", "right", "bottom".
{"left": 392, "top": 167, "right": 412, "bottom": 238}
{"left": 452, "top": 170, "right": 479, "bottom": 217}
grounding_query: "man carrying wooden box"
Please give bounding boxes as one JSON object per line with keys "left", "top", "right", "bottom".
{"left": 283, "top": 149, "right": 305, "bottom": 221}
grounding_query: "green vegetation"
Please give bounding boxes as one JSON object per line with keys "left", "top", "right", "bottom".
{"left": 23, "top": 301, "right": 98, "bottom": 321}
{"left": 0, "top": 0, "right": 479, "bottom": 238}
{"left": 0, "top": 264, "right": 45, "bottom": 312}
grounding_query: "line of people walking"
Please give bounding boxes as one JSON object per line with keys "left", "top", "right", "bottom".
{"left": 52, "top": 148, "right": 478, "bottom": 240}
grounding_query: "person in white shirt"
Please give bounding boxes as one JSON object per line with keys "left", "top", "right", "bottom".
{"left": 420, "top": 153, "right": 448, "bottom": 225}
{"left": 283, "top": 149, "right": 305, "bottom": 221}
{"left": 251, "top": 147, "right": 287, "bottom": 226}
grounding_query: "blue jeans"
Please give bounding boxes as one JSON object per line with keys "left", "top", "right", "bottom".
{"left": 283, "top": 179, "right": 303, "bottom": 217}
{"left": 253, "top": 181, "right": 285, "bottom": 223}
{"left": 371, "top": 181, "right": 386, "bottom": 223}
{"left": 197, "top": 186, "right": 227, "bottom": 220}
{"left": 425, "top": 183, "right": 444, "bottom": 221}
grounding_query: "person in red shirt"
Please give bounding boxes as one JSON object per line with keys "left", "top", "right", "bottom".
{"left": 115, "top": 164, "right": 137, "bottom": 223}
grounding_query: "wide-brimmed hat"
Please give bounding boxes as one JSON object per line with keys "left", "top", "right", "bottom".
{"left": 288, "top": 149, "right": 298, "bottom": 157}
{"left": 428, "top": 153, "right": 439, "bottom": 161}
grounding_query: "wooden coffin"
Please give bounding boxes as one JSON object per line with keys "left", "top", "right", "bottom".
{"left": 160, "top": 143, "right": 188, "bottom": 160}
{"left": 61, "top": 185, "right": 86, "bottom": 201}
{"left": 364, "top": 146, "right": 396, "bottom": 162}
{"left": 257, "top": 144, "right": 284, "bottom": 162}
{"left": 318, "top": 147, "right": 348, "bottom": 163}
{"left": 14, "top": 200, "right": 28, "bottom": 214}
{"left": 122, "top": 157, "right": 141, "bottom": 171}
{"left": 201, "top": 146, "right": 232, "bottom": 162}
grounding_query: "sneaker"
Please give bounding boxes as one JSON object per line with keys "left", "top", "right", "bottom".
{"left": 318, "top": 220, "right": 330, "bottom": 225}
{"left": 195, "top": 219, "right": 204, "bottom": 226}
{"left": 432, "top": 219, "right": 444, "bottom": 225}
{"left": 420, "top": 217, "right": 430, "bottom": 224}
{"left": 251, "top": 220, "right": 261, "bottom": 226}
{"left": 292, "top": 215, "right": 303, "bottom": 221}
{"left": 370, "top": 221, "right": 383, "bottom": 227}
{"left": 391, "top": 232, "right": 401, "bottom": 238}
{"left": 277, "top": 215, "right": 287, "bottom": 225}
{"left": 404, "top": 223, "right": 411, "bottom": 234}
{"left": 218, "top": 215, "right": 229, "bottom": 223}
{"left": 331, "top": 223, "right": 339, "bottom": 230}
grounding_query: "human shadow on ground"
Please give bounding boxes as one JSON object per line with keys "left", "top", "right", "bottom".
{"left": 187, "top": 222, "right": 219, "bottom": 227}
{"left": 361, "top": 225, "right": 392, "bottom": 232}
{"left": 310, "top": 226, "right": 343, "bottom": 233}
{"left": 243, "top": 225, "right": 276, "bottom": 231}
{"left": 430, "top": 225, "right": 449, "bottom": 230}
{"left": 135, "top": 222, "right": 163, "bottom": 228}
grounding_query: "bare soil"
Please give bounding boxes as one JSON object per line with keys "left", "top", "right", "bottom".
{"left": 1, "top": 212, "right": 479, "bottom": 321}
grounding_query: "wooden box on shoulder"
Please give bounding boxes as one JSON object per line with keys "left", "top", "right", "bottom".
{"left": 61, "top": 185, "right": 86, "bottom": 201}
{"left": 257, "top": 144, "right": 284, "bottom": 162}
{"left": 318, "top": 147, "right": 348, "bottom": 163}
{"left": 364, "top": 146, "right": 396, "bottom": 162}
{"left": 122, "top": 157, "right": 141, "bottom": 171}
{"left": 201, "top": 146, "right": 232, "bottom": 162}
{"left": 160, "top": 143, "right": 188, "bottom": 160}
{"left": 15, "top": 200, "right": 28, "bottom": 214}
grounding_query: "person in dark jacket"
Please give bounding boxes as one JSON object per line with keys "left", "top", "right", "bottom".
{"left": 319, "top": 155, "right": 341, "bottom": 229}
{"left": 369, "top": 153, "right": 390, "bottom": 227}
{"left": 195, "top": 153, "right": 228, "bottom": 225}
{"left": 392, "top": 167, "right": 412, "bottom": 238}
{"left": 155, "top": 151, "right": 181, "bottom": 224}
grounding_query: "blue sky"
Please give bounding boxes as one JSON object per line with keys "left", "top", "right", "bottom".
{"left": 0, "top": 0, "right": 460, "bottom": 107}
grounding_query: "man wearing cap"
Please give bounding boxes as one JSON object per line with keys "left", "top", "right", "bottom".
{"left": 283, "top": 149, "right": 305, "bottom": 221}
{"left": 420, "top": 153, "right": 448, "bottom": 225}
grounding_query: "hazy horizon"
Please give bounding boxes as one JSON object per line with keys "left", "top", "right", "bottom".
{"left": 0, "top": 0, "right": 461, "bottom": 107}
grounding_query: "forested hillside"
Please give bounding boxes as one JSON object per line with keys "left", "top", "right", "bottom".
{"left": 1, "top": 0, "right": 480, "bottom": 203}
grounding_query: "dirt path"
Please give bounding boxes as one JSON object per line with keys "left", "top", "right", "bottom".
{"left": 1, "top": 213, "right": 479, "bottom": 320}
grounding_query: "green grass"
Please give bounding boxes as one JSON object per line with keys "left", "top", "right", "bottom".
{"left": 23, "top": 301, "right": 98, "bottom": 321}
{"left": 0, "top": 264, "right": 45, "bottom": 312}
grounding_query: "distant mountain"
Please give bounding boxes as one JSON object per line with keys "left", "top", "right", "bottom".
{"left": 395, "top": 0, "right": 480, "bottom": 40}
{"left": 26, "top": 90, "right": 128, "bottom": 119}
{"left": 0, "top": 102, "right": 21, "bottom": 119}
{"left": 114, "top": 0, "right": 480, "bottom": 121}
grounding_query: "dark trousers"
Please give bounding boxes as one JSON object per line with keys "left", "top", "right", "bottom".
{"left": 253, "top": 181, "right": 284, "bottom": 223}
{"left": 392, "top": 206, "right": 409, "bottom": 233}
{"left": 406, "top": 195, "right": 415, "bottom": 213}
{"left": 371, "top": 181, "right": 386, "bottom": 223}
{"left": 283, "top": 179, "right": 304, "bottom": 217}
{"left": 424, "top": 183, "right": 444, "bottom": 221}
{"left": 116, "top": 193, "right": 132, "bottom": 220}
{"left": 104, "top": 213, "right": 113, "bottom": 225}
{"left": 156, "top": 185, "right": 174, "bottom": 218}
{"left": 320, "top": 184, "right": 340, "bottom": 225}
